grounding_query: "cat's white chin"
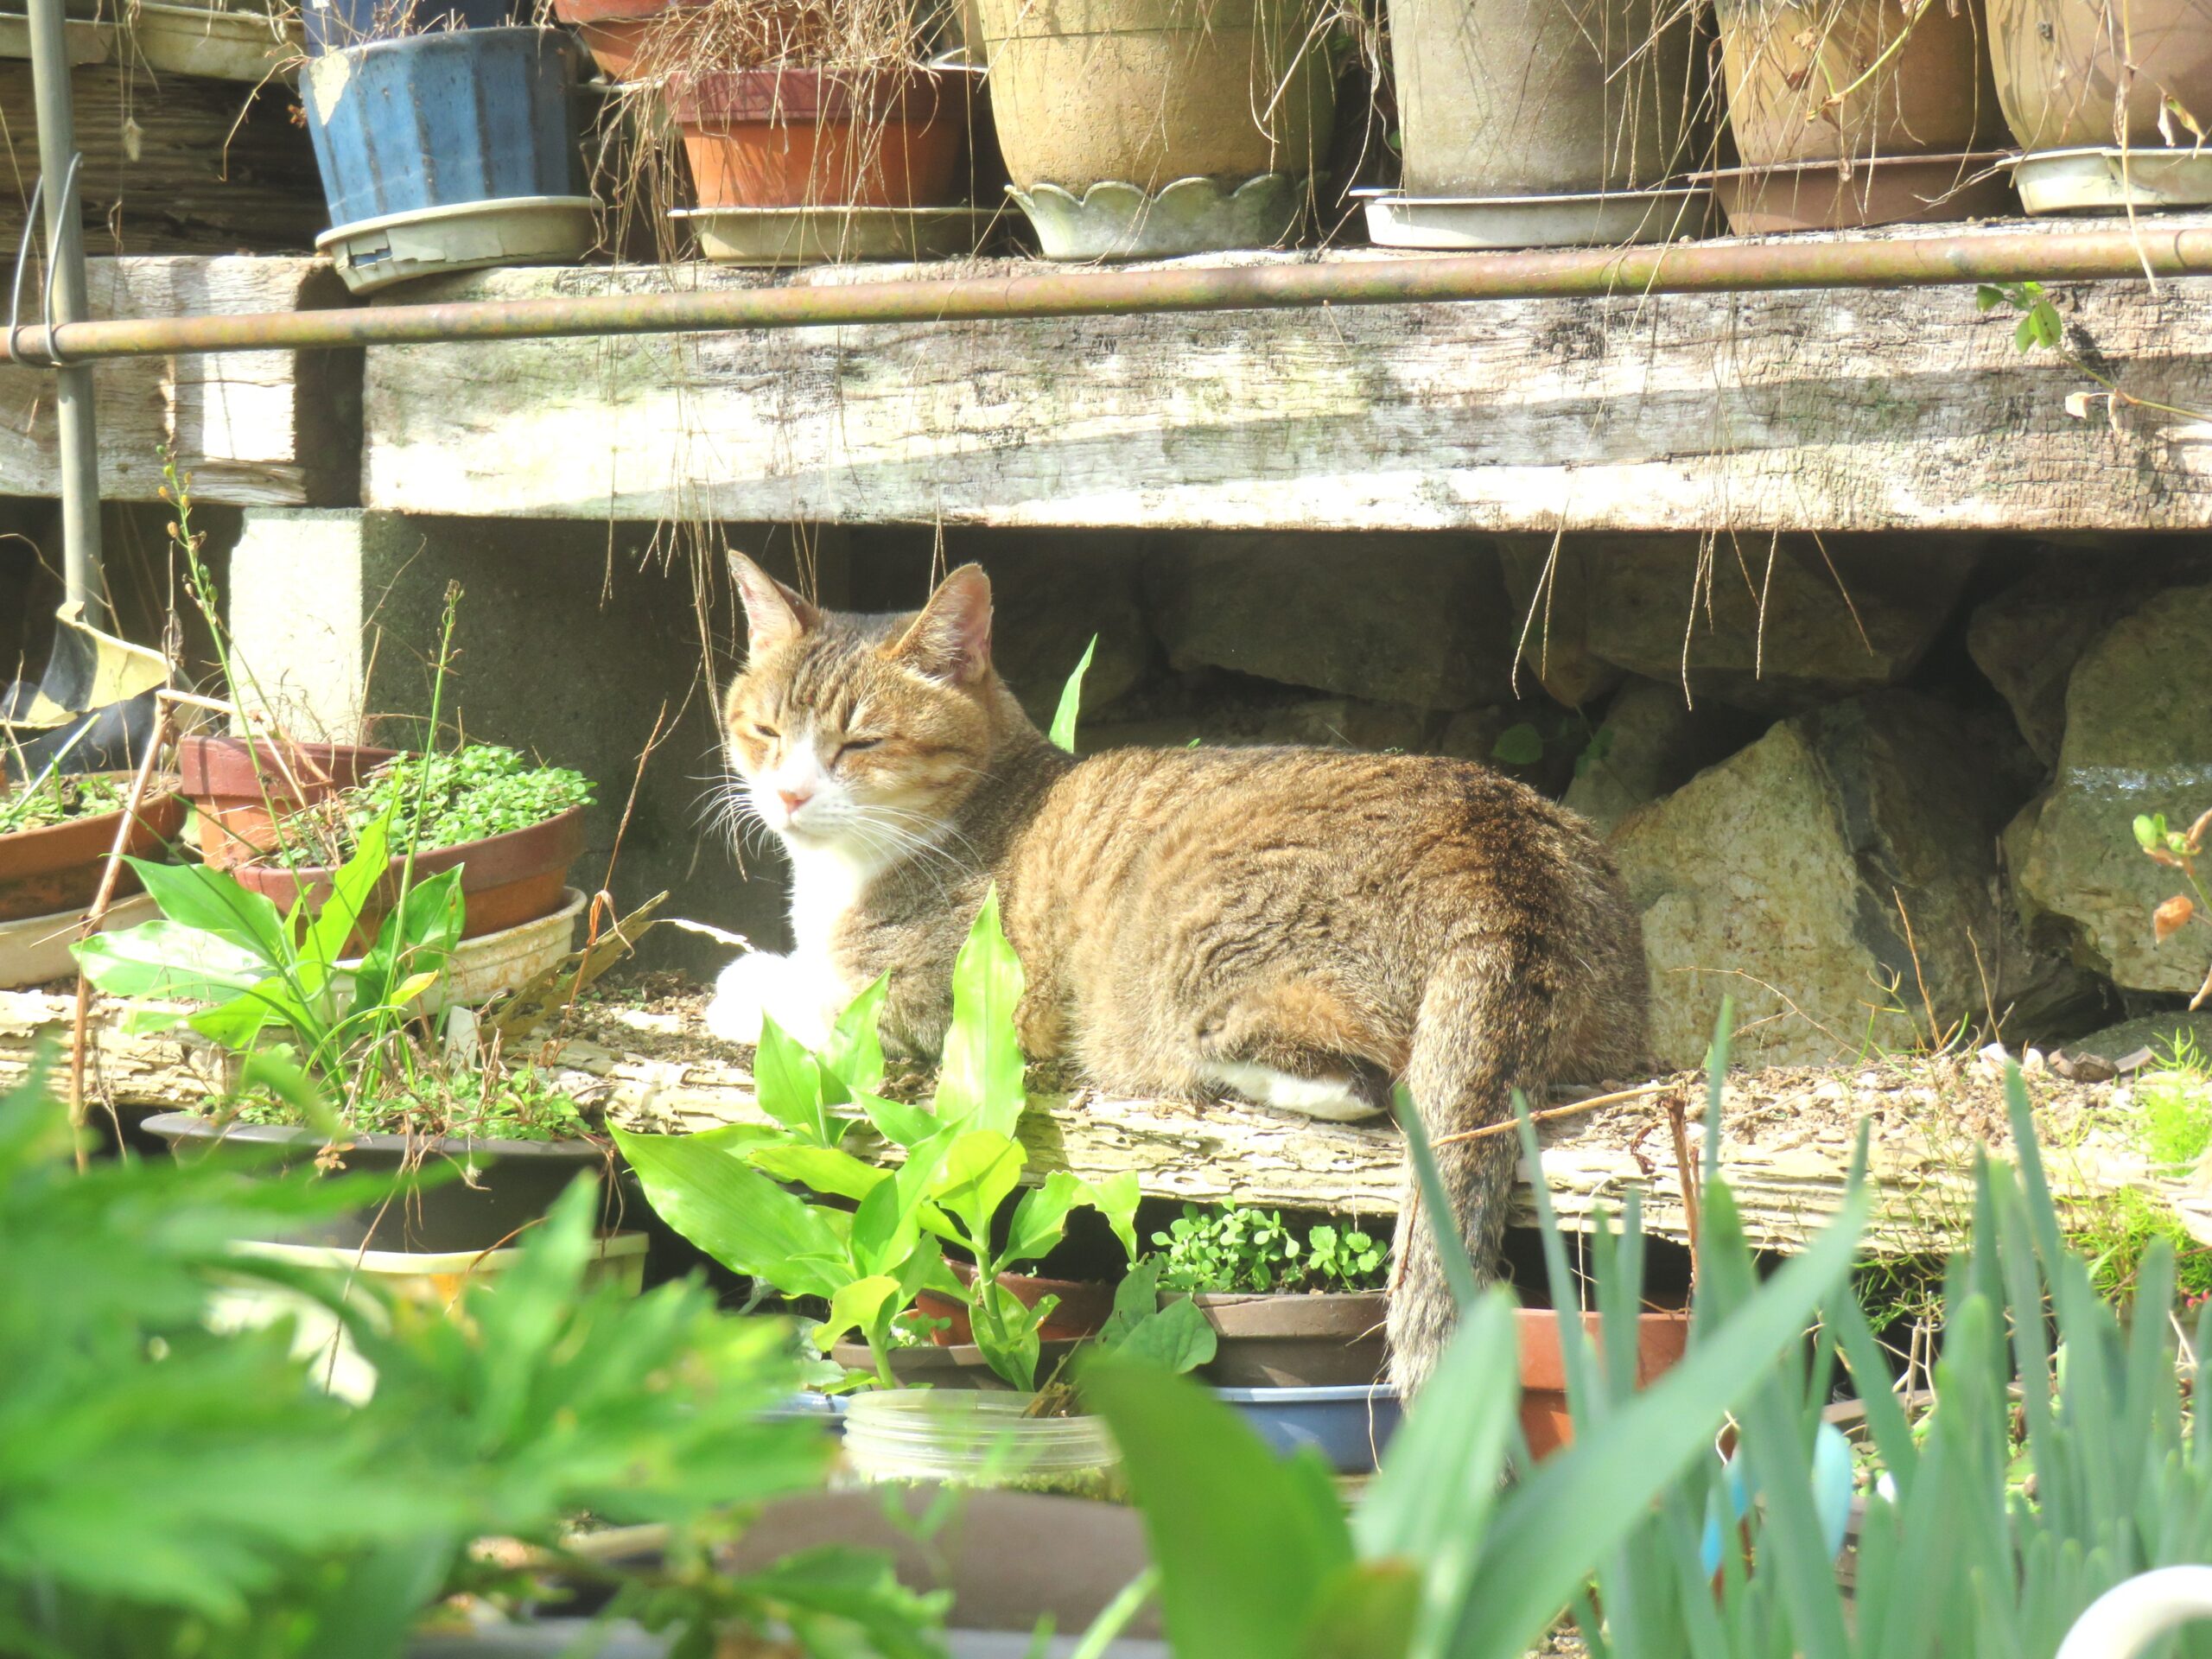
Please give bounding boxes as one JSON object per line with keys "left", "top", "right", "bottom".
{"left": 704, "top": 950, "right": 837, "bottom": 1051}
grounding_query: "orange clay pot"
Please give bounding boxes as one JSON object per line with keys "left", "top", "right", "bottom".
{"left": 660, "top": 66, "right": 970, "bottom": 208}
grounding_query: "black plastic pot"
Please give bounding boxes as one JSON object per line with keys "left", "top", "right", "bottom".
{"left": 143, "top": 1111, "right": 615, "bottom": 1252}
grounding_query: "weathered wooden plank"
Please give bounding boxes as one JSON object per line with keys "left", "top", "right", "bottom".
{"left": 359, "top": 219, "right": 2212, "bottom": 531}
{"left": 0, "top": 61, "right": 322, "bottom": 257}
{"left": 2, "top": 988, "right": 2150, "bottom": 1257}
{"left": 0, "top": 257, "right": 360, "bottom": 506}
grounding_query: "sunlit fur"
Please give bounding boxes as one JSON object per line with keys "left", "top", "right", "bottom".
{"left": 710, "top": 553, "right": 1649, "bottom": 1393}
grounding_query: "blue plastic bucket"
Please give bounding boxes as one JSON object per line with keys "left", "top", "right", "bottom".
{"left": 1217, "top": 1384, "right": 1403, "bottom": 1475}
{"left": 303, "top": 0, "right": 512, "bottom": 56}
{"left": 301, "top": 27, "right": 584, "bottom": 228}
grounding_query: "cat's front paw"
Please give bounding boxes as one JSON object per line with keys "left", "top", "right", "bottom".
{"left": 703, "top": 951, "right": 834, "bottom": 1049}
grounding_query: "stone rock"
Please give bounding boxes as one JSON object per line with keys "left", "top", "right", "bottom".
{"left": 1560, "top": 677, "right": 1769, "bottom": 837}
{"left": 1496, "top": 535, "right": 1624, "bottom": 708}
{"left": 1081, "top": 691, "right": 1434, "bottom": 756}
{"left": 1610, "top": 690, "right": 2082, "bottom": 1070}
{"left": 1966, "top": 552, "right": 2164, "bottom": 765}
{"left": 2015, "top": 581, "right": 2212, "bottom": 994}
{"left": 1565, "top": 534, "right": 1984, "bottom": 711}
{"left": 2067, "top": 1009, "right": 2212, "bottom": 1066}
{"left": 1144, "top": 532, "right": 1516, "bottom": 711}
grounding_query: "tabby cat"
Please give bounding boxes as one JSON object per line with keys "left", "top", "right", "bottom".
{"left": 708, "top": 553, "right": 1649, "bottom": 1392}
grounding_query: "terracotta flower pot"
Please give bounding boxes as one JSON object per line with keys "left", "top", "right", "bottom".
{"left": 1714, "top": 0, "right": 2011, "bottom": 229}
{"left": 176, "top": 734, "right": 400, "bottom": 871}
{"left": 1178, "top": 1289, "right": 1388, "bottom": 1388}
{"left": 0, "top": 778, "right": 185, "bottom": 925}
{"left": 550, "top": 0, "right": 709, "bottom": 80}
{"left": 1519, "top": 1305, "right": 1689, "bottom": 1459}
{"left": 914, "top": 1263, "right": 1116, "bottom": 1345}
{"left": 661, "top": 66, "right": 970, "bottom": 209}
{"left": 231, "top": 804, "right": 588, "bottom": 946}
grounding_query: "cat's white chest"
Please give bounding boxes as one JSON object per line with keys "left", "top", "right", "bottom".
{"left": 702, "top": 839, "right": 878, "bottom": 1051}
{"left": 786, "top": 841, "right": 877, "bottom": 966}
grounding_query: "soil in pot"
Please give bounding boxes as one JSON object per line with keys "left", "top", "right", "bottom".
{"left": 0, "top": 774, "right": 185, "bottom": 924}
{"left": 661, "top": 66, "right": 971, "bottom": 208}
{"left": 1989, "top": 0, "right": 2212, "bottom": 153}
{"left": 1716, "top": 0, "right": 2007, "bottom": 227}
{"left": 841, "top": 1389, "right": 1127, "bottom": 1499}
{"left": 235, "top": 804, "right": 586, "bottom": 945}
{"left": 177, "top": 734, "right": 399, "bottom": 870}
{"left": 1520, "top": 1304, "right": 1689, "bottom": 1459}
{"left": 1180, "top": 1289, "right": 1387, "bottom": 1388}
{"left": 144, "top": 1109, "right": 617, "bottom": 1252}
{"left": 915, "top": 1262, "right": 1117, "bottom": 1346}
{"left": 976, "top": 0, "right": 1335, "bottom": 190}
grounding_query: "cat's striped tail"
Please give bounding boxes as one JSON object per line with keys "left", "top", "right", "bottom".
{"left": 1385, "top": 942, "right": 1555, "bottom": 1397}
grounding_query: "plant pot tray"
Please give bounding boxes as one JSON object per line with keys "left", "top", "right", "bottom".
{"left": 1357, "top": 186, "right": 1713, "bottom": 250}
{"left": 0, "top": 782, "right": 186, "bottom": 924}
{"left": 2011, "top": 146, "right": 2212, "bottom": 215}
{"left": 0, "top": 890, "right": 157, "bottom": 989}
{"left": 317, "top": 195, "right": 599, "bottom": 296}
{"left": 673, "top": 205, "right": 1002, "bottom": 266}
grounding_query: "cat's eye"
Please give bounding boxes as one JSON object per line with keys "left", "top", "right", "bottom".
{"left": 836, "top": 738, "right": 881, "bottom": 760}
{"left": 747, "top": 722, "right": 779, "bottom": 741}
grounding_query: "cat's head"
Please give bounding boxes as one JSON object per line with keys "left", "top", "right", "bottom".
{"left": 721, "top": 553, "right": 1015, "bottom": 853}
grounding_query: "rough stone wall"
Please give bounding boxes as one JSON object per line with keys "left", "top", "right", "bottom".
{"left": 844, "top": 526, "right": 2212, "bottom": 1071}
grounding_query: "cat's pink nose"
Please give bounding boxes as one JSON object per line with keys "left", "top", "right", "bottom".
{"left": 777, "top": 786, "right": 814, "bottom": 817}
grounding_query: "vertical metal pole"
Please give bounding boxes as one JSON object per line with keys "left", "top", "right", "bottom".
{"left": 26, "top": 0, "right": 105, "bottom": 626}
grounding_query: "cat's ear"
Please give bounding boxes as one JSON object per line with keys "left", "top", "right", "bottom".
{"left": 729, "top": 551, "right": 820, "bottom": 659}
{"left": 890, "top": 563, "right": 994, "bottom": 685}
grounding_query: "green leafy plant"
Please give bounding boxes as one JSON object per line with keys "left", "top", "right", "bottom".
{"left": 1093, "top": 1011, "right": 2212, "bottom": 1659}
{"left": 2138, "top": 1030, "right": 2212, "bottom": 1173}
{"left": 1983, "top": 283, "right": 2212, "bottom": 435}
{"left": 0, "top": 1058, "right": 946, "bottom": 1659}
{"left": 340, "top": 744, "right": 593, "bottom": 858}
{"left": 75, "top": 806, "right": 464, "bottom": 1113}
{"left": 0, "top": 769, "right": 125, "bottom": 836}
{"left": 1149, "top": 1203, "right": 1387, "bottom": 1294}
{"left": 1491, "top": 711, "right": 1611, "bottom": 776}
{"left": 617, "top": 890, "right": 1211, "bottom": 1395}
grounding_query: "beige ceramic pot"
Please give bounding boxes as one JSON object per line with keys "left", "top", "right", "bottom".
{"left": 973, "top": 0, "right": 1337, "bottom": 201}
{"left": 1989, "top": 0, "right": 2212, "bottom": 152}
{"left": 1389, "top": 0, "right": 1699, "bottom": 196}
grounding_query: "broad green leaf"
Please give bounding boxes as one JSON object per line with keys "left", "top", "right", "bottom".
{"left": 817, "top": 1274, "right": 903, "bottom": 1351}
{"left": 1082, "top": 1171, "right": 1142, "bottom": 1262}
{"left": 1049, "top": 634, "right": 1098, "bottom": 752}
{"left": 969, "top": 1279, "right": 1049, "bottom": 1390}
{"left": 124, "top": 855, "right": 292, "bottom": 966}
{"left": 751, "top": 1142, "right": 892, "bottom": 1205}
{"left": 931, "top": 1128, "right": 1025, "bottom": 1251}
{"left": 350, "top": 867, "right": 461, "bottom": 1021}
{"left": 863, "top": 1091, "right": 944, "bottom": 1149}
{"left": 612, "top": 1126, "right": 850, "bottom": 1299}
{"left": 1491, "top": 723, "right": 1544, "bottom": 766}
{"left": 822, "top": 974, "right": 889, "bottom": 1103}
{"left": 389, "top": 969, "right": 442, "bottom": 1007}
{"left": 851, "top": 1130, "right": 956, "bottom": 1279}
{"left": 755, "top": 1015, "right": 832, "bottom": 1145}
{"left": 936, "top": 888, "right": 1027, "bottom": 1135}
{"left": 302, "top": 805, "right": 392, "bottom": 971}
{"left": 1449, "top": 1185, "right": 1871, "bottom": 1659}
{"left": 1108, "top": 1292, "right": 1217, "bottom": 1376}
{"left": 74, "top": 920, "right": 273, "bottom": 1005}
{"left": 1006, "top": 1171, "right": 1084, "bottom": 1263}
{"left": 1084, "top": 1361, "right": 1355, "bottom": 1659}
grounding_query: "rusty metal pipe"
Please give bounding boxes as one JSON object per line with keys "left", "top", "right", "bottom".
{"left": 7, "top": 224, "right": 2212, "bottom": 365}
